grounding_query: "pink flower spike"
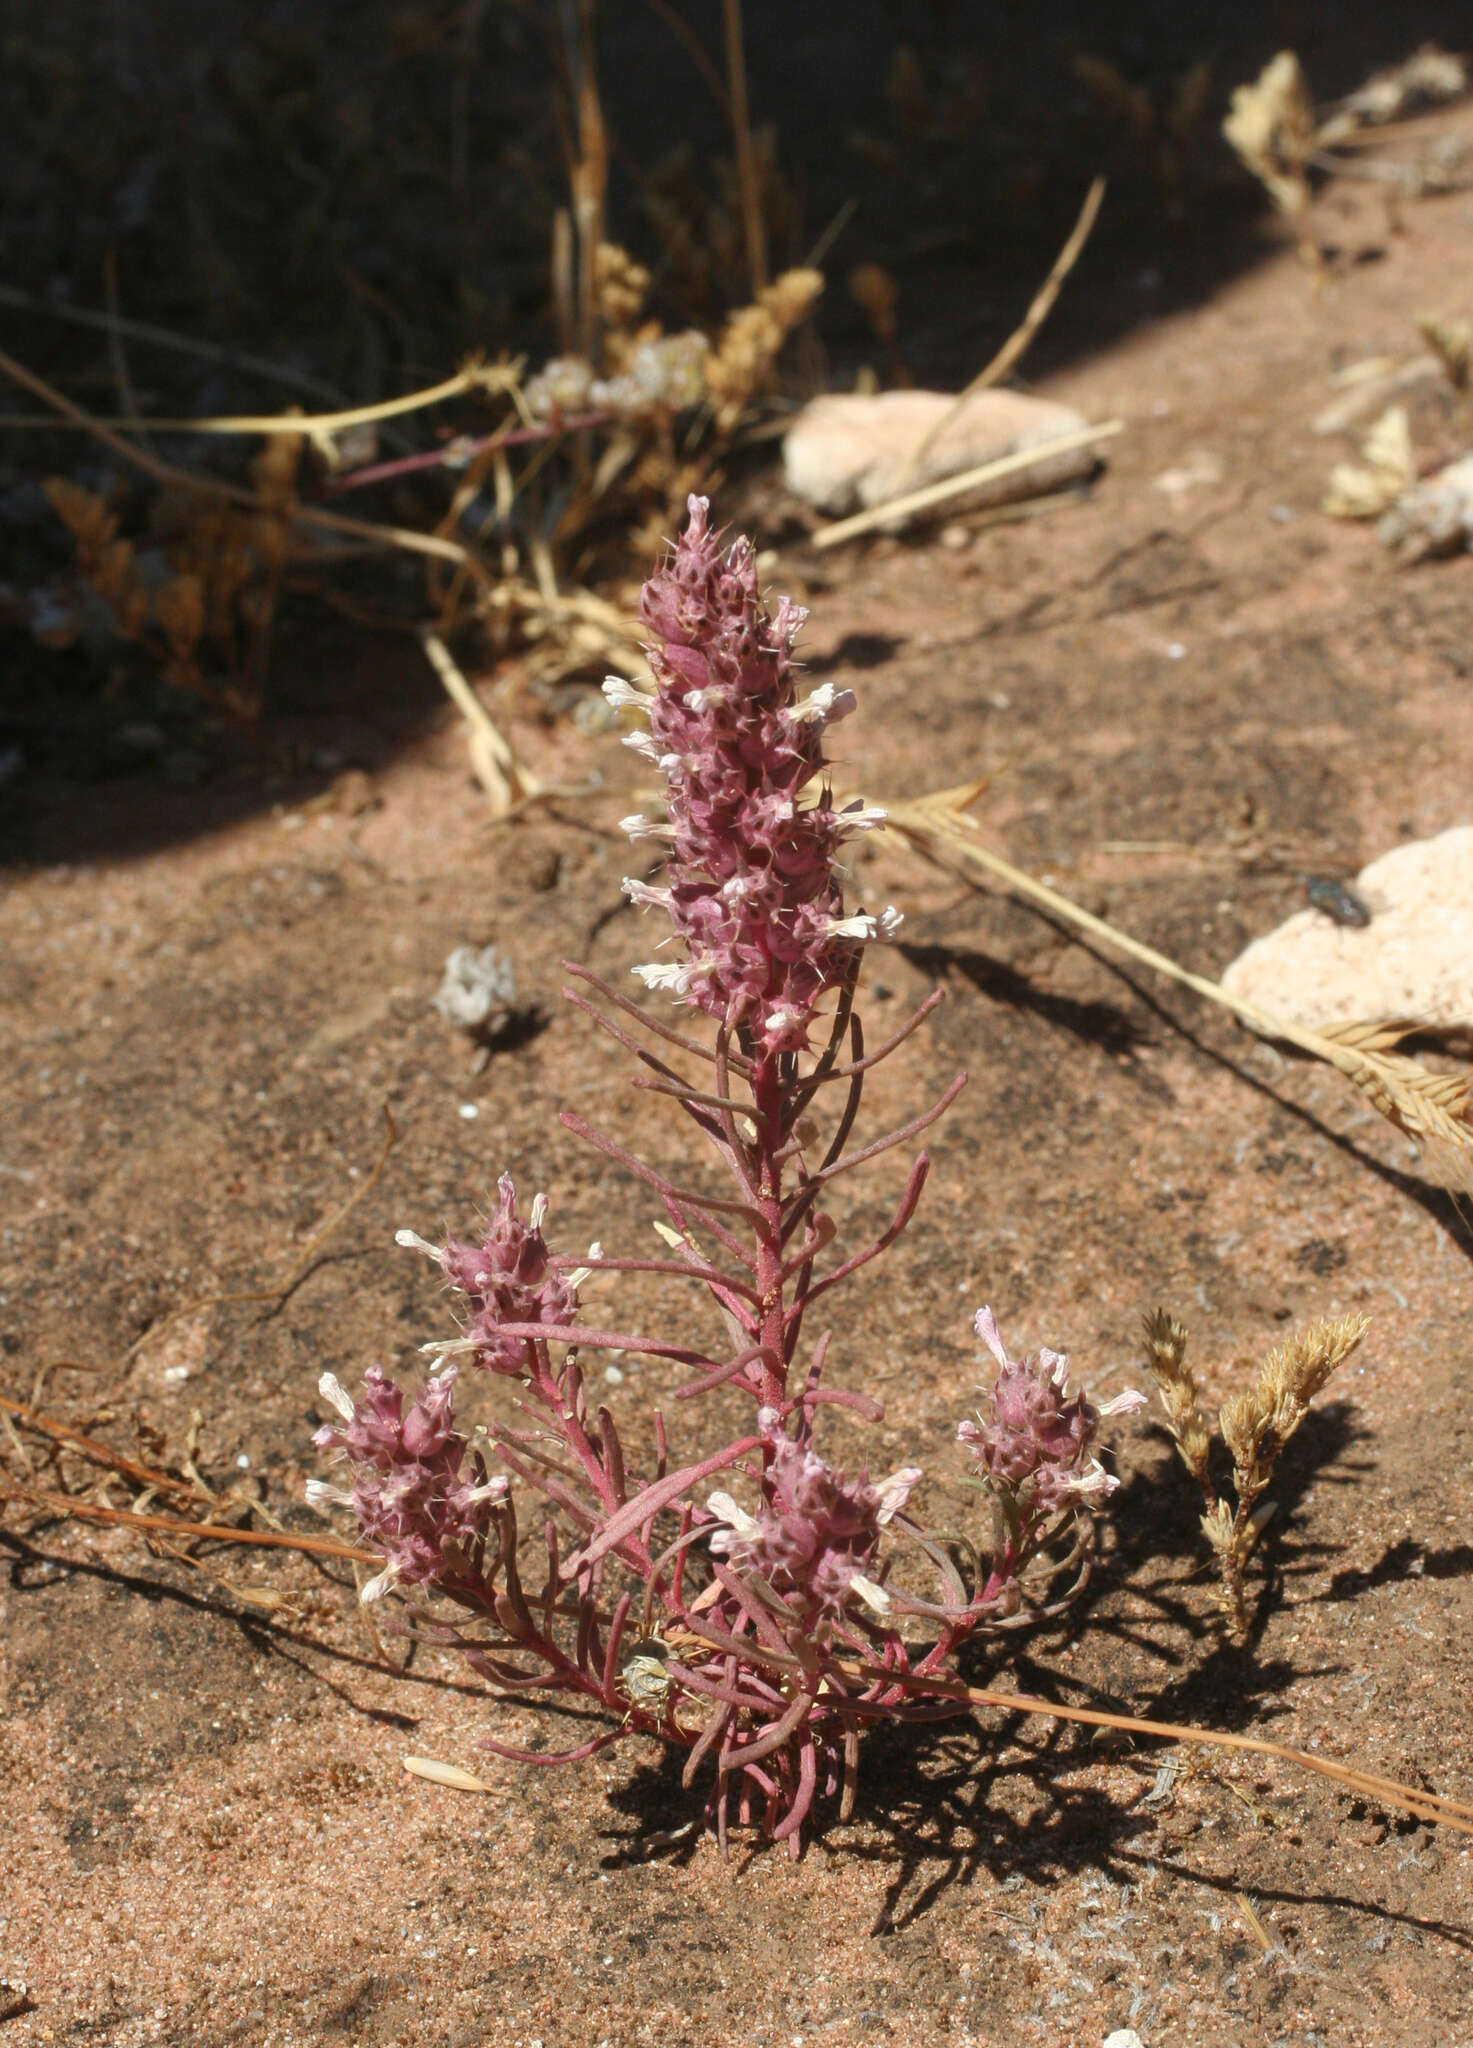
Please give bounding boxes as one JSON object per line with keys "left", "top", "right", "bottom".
{"left": 629, "top": 493, "right": 901, "bottom": 1052}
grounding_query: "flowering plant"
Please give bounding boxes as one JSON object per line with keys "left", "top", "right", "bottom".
{"left": 311, "top": 496, "right": 1142, "bottom": 1849}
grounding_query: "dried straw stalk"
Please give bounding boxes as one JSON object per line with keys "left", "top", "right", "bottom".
{"left": 880, "top": 784, "right": 1473, "bottom": 1185}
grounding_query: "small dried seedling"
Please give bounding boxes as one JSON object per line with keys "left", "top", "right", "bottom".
{"left": 1142, "top": 1307, "right": 1369, "bottom": 1642}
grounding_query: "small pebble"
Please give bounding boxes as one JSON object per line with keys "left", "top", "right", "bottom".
{"left": 458, "top": 1103, "right": 479, "bottom": 1120}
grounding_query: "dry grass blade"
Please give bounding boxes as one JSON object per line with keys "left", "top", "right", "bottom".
{"left": 0, "top": 342, "right": 502, "bottom": 594}
{"left": 879, "top": 786, "right": 1473, "bottom": 1192}
{"left": 0, "top": 1392, "right": 214, "bottom": 1507}
{"left": 811, "top": 420, "right": 1124, "bottom": 549}
{"left": 403, "top": 1756, "right": 496, "bottom": 1793}
{"left": 420, "top": 627, "right": 526, "bottom": 813}
{"left": 896, "top": 175, "right": 1107, "bottom": 488}
{"left": 722, "top": 0, "right": 768, "bottom": 296}
{"left": 834, "top": 1663, "right": 1473, "bottom": 1837}
{"left": 0, "top": 283, "right": 349, "bottom": 407}
{"left": 0, "top": 1479, "right": 377, "bottom": 1563}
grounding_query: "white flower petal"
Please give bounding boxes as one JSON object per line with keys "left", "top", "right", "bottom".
{"left": 1098, "top": 1388, "right": 1148, "bottom": 1418}
{"left": 848, "top": 1573, "right": 892, "bottom": 1615}
{"left": 601, "top": 674, "right": 652, "bottom": 712}
{"left": 875, "top": 1466, "right": 923, "bottom": 1525}
{"left": 632, "top": 960, "right": 694, "bottom": 994}
{"left": 395, "top": 1228, "right": 441, "bottom": 1262}
{"left": 317, "top": 1371, "right": 356, "bottom": 1422}
{"left": 972, "top": 1306, "right": 1009, "bottom": 1367}
{"left": 305, "top": 1478, "right": 353, "bottom": 1511}
{"left": 705, "top": 1490, "right": 761, "bottom": 1540}
{"left": 826, "top": 913, "right": 877, "bottom": 942}
{"left": 877, "top": 905, "right": 904, "bottom": 939}
{"left": 359, "top": 1565, "right": 397, "bottom": 1605}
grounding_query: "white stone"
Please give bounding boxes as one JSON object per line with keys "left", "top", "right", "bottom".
{"left": 782, "top": 388, "right": 1094, "bottom": 516}
{"left": 432, "top": 943, "right": 516, "bottom": 1035}
{"left": 1220, "top": 826, "right": 1473, "bottom": 1033}
{"left": 1102, "top": 2032, "right": 1146, "bottom": 2048}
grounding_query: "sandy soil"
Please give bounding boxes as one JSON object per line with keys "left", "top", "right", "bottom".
{"left": 4, "top": 128, "right": 1473, "bottom": 2048}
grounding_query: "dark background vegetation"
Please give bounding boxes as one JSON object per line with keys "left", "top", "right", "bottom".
{"left": 0, "top": 0, "right": 1461, "bottom": 819}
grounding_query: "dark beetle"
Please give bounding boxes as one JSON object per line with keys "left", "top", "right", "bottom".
{"left": 1304, "top": 875, "right": 1372, "bottom": 927}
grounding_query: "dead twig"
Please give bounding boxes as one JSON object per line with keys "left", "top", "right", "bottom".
{"left": 882, "top": 786, "right": 1473, "bottom": 1190}
{"left": 811, "top": 420, "right": 1123, "bottom": 549}
{"left": 723, "top": 0, "right": 768, "bottom": 296}
{"left": 0, "top": 1479, "right": 377, "bottom": 1563}
{"left": 897, "top": 176, "right": 1106, "bottom": 487}
{"left": 0, "top": 1392, "right": 215, "bottom": 1507}
{"left": 0, "top": 282, "right": 349, "bottom": 408}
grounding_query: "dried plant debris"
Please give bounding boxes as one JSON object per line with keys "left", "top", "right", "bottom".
{"left": 1322, "top": 405, "right": 1415, "bottom": 519}
{"left": 1226, "top": 43, "right": 1471, "bottom": 236}
{"left": 1223, "top": 51, "right": 1315, "bottom": 225}
{"left": 1320, "top": 44, "right": 1468, "bottom": 140}
{"left": 5, "top": 236, "right": 826, "bottom": 719}
{"left": 1378, "top": 452, "right": 1473, "bottom": 560}
{"left": 1143, "top": 1308, "right": 1369, "bottom": 1643}
{"left": 432, "top": 945, "right": 519, "bottom": 1057}
{"left": 1415, "top": 311, "right": 1472, "bottom": 392}
{"left": 39, "top": 444, "right": 300, "bottom": 719}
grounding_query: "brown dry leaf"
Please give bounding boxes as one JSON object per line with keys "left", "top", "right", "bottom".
{"left": 44, "top": 477, "right": 115, "bottom": 553}
{"left": 1223, "top": 50, "right": 1314, "bottom": 221}
{"left": 1323, "top": 404, "right": 1415, "bottom": 518}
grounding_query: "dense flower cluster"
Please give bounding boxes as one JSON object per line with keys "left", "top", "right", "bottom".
{"left": 611, "top": 494, "right": 897, "bottom": 1053}
{"left": 707, "top": 1412, "right": 919, "bottom": 1628}
{"left": 959, "top": 1306, "right": 1144, "bottom": 1513}
{"left": 311, "top": 1365, "right": 506, "bottom": 1601}
{"left": 396, "top": 1174, "right": 580, "bottom": 1374}
{"left": 524, "top": 333, "right": 710, "bottom": 423}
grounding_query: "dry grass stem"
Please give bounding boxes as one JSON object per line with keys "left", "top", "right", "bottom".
{"left": 0, "top": 1481, "right": 377, "bottom": 1564}
{"left": 897, "top": 175, "right": 1107, "bottom": 487}
{"left": 722, "top": 0, "right": 768, "bottom": 296}
{"left": 0, "top": 282, "right": 350, "bottom": 407}
{"left": 858, "top": 1664, "right": 1473, "bottom": 1837}
{"left": 811, "top": 419, "right": 1124, "bottom": 548}
{"left": 881, "top": 785, "right": 1473, "bottom": 1191}
{"left": 0, "top": 1393, "right": 216, "bottom": 1508}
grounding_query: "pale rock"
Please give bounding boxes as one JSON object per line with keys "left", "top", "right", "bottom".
{"left": 433, "top": 944, "right": 517, "bottom": 1037}
{"left": 1102, "top": 2032, "right": 1147, "bottom": 2048}
{"left": 1378, "top": 452, "right": 1473, "bottom": 561}
{"left": 1220, "top": 826, "right": 1473, "bottom": 1033}
{"left": 782, "top": 388, "right": 1094, "bottom": 517}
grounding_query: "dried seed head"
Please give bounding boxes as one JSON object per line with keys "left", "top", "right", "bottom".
{"left": 1220, "top": 1312, "right": 1369, "bottom": 1484}
{"left": 1140, "top": 1307, "right": 1213, "bottom": 1484}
